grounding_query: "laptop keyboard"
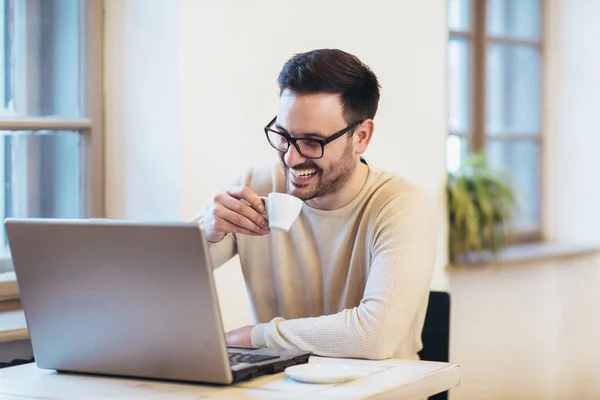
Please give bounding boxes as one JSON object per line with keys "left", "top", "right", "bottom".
{"left": 228, "top": 352, "right": 279, "bottom": 366}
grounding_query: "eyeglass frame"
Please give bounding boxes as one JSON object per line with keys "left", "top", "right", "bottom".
{"left": 264, "top": 116, "right": 364, "bottom": 160}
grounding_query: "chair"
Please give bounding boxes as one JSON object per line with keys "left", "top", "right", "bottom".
{"left": 418, "top": 291, "right": 451, "bottom": 400}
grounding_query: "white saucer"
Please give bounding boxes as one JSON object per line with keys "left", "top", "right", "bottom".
{"left": 284, "top": 363, "right": 362, "bottom": 384}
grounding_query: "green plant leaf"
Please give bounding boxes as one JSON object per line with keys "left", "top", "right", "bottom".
{"left": 447, "top": 151, "right": 516, "bottom": 263}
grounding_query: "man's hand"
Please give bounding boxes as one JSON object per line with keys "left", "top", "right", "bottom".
{"left": 202, "top": 186, "right": 270, "bottom": 243}
{"left": 225, "top": 325, "right": 255, "bottom": 347}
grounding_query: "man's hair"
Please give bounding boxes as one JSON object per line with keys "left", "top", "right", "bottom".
{"left": 277, "top": 49, "right": 381, "bottom": 124}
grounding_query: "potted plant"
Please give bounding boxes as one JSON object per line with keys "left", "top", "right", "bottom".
{"left": 447, "top": 153, "right": 516, "bottom": 264}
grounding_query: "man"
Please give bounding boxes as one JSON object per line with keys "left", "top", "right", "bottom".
{"left": 197, "top": 49, "right": 436, "bottom": 360}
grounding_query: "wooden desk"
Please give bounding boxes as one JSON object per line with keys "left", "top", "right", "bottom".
{"left": 0, "top": 356, "right": 459, "bottom": 399}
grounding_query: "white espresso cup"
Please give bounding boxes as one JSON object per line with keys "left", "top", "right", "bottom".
{"left": 260, "top": 193, "right": 303, "bottom": 231}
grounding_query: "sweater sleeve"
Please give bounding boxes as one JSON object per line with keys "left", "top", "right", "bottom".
{"left": 189, "top": 207, "right": 238, "bottom": 270}
{"left": 250, "top": 188, "right": 437, "bottom": 360}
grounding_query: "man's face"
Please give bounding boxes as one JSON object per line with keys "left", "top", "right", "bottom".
{"left": 274, "top": 90, "right": 359, "bottom": 201}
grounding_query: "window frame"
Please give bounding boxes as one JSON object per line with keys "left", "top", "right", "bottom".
{"left": 448, "top": 0, "right": 545, "bottom": 243}
{"left": 0, "top": 0, "right": 104, "bottom": 272}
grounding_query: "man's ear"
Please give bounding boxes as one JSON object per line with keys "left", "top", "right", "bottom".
{"left": 354, "top": 119, "right": 375, "bottom": 155}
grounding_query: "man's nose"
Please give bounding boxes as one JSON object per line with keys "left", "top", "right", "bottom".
{"left": 284, "top": 143, "right": 306, "bottom": 166}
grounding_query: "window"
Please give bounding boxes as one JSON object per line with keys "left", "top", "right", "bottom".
{"left": 447, "top": 0, "right": 543, "bottom": 241}
{"left": 0, "top": 0, "right": 103, "bottom": 272}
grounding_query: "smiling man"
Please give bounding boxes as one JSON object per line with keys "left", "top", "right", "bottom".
{"left": 196, "top": 49, "right": 436, "bottom": 360}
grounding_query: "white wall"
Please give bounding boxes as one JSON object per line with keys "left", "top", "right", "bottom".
{"left": 104, "top": 0, "right": 448, "bottom": 330}
{"left": 544, "top": 0, "right": 600, "bottom": 243}
{"left": 104, "top": 0, "right": 180, "bottom": 221}
{"left": 449, "top": 253, "right": 600, "bottom": 400}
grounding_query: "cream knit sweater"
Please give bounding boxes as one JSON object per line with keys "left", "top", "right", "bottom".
{"left": 200, "top": 162, "right": 436, "bottom": 360}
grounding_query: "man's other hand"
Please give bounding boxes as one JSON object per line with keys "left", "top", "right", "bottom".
{"left": 225, "top": 325, "right": 255, "bottom": 347}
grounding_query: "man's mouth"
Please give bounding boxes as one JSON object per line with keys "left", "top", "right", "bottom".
{"left": 289, "top": 167, "right": 319, "bottom": 185}
{"left": 291, "top": 168, "right": 318, "bottom": 179}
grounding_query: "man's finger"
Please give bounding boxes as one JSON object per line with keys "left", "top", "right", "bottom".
{"left": 220, "top": 193, "right": 269, "bottom": 230}
{"left": 216, "top": 219, "right": 263, "bottom": 237}
{"left": 228, "top": 186, "right": 265, "bottom": 214}
{"left": 215, "top": 206, "right": 269, "bottom": 235}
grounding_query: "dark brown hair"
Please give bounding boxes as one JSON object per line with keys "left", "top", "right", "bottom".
{"left": 277, "top": 49, "right": 381, "bottom": 124}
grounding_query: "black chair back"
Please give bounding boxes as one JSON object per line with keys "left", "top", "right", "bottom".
{"left": 418, "top": 291, "right": 451, "bottom": 400}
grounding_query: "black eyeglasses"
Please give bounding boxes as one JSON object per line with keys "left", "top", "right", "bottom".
{"left": 264, "top": 116, "right": 363, "bottom": 159}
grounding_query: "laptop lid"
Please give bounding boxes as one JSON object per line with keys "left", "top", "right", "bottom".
{"left": 5, "top": 218, "right": 234, "bottom": 384}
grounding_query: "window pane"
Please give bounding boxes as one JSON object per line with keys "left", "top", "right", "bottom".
{"left": 448, "top": 0, "right": 470, "bottom": 31}
{"left": 1, "top": 0, "right": 81, "bottom": 117}
{"left": 487, "top": 0, "right": 540, "bottom": 39}
{"left": 447, "top": 38, "right": 470, "bottom": 133}
{"left": 487, "top": 139, "right": 539, "bottom": 231}
{"left": 1, "top": 130, "right": 81, "bottom": 249}
{"left": 486, "top": 44, "right": 540, "bottom": 135}
{"left": 446, "top": 135, "right": 468, "bottom": 173}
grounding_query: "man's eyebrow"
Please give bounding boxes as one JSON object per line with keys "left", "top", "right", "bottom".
{"left": 302, "top": 133, "right": 326, "bottom": 139}
{"left": 274, "top": 124, "right": 325, "bottom": 139}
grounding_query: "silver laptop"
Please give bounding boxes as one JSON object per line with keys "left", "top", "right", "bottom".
{"left": 4, "top": 218, "right": 311, "bottom": 384}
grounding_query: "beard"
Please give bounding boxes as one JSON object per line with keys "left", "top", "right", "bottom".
{"left": 280, "top": 139, "right": 356, "bottom": 201}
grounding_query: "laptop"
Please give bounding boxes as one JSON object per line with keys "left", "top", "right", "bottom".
{"left": 4, "top": 218, "right": 311, "bottom": 384}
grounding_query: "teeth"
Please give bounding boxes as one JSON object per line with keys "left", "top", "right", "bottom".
{"left": 292, "top": 168, "right": 317, "bottom": 177}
